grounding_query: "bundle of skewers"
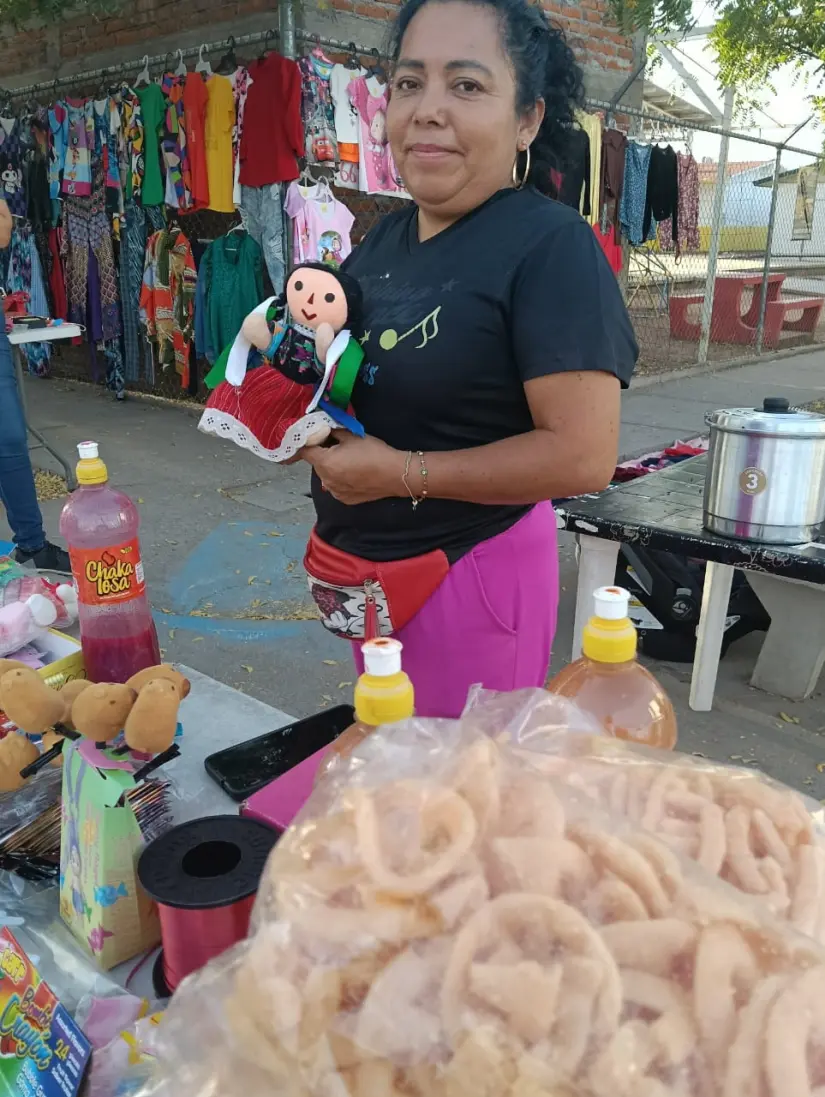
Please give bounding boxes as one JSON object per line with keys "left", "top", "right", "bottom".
{"left": 0, "top": 779, "right": 173, "bottom": 882}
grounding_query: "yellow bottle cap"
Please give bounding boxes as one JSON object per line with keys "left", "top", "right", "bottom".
{"left": 354, "top": 638, "right": 415, "bottom": 726}
{"left": 75, "top": 441, "right": 108, "bottom": 486}
{"left": 581, "top": 586, "right": 637, "bottom": 664}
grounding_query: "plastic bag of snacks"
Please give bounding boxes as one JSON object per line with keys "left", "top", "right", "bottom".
{"left": 466, "top": 688, "right": 825, "bottom": 942}
{"left": 138, "top": 694, "right": 825, "bottom": 1097}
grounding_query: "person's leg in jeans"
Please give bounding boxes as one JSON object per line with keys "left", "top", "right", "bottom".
{"left": 0, "top": 330, "right": 69, "bottom": 570}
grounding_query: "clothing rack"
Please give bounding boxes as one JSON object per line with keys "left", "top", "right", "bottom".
{"left": 8, "top": 29, "right": 377, "bottom": 99}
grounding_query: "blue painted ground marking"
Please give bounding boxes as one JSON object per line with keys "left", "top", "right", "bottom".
{"left": 158, "top": 522, "right": 318, "bottom": 639}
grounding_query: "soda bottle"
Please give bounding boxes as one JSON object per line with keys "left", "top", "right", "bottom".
{"left": 315, "top": 637, "right": 414, "bottom": 783}
{"left": 59, "top": 442, "right": 160, "bottom": 683}
{"left": 546, "top": 586, "right": 678, "bottom": 749}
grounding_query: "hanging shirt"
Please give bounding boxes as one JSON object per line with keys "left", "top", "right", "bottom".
{"left": 240, "top": 52, "right": 303, "bottom": 187}
{"left": 119, "top": 86, "right": 144, "bottom": 204}
{"left": 314, "top": 187, "right": 638, "bottom": 563}
{"left": 619, "top": 141, "right": 654, "bottom": 247}
{"left": 643, "top": 144, "right": 678, "bottom": 242}
{"left": 201, "top": 231, "right": 265, "bottom": 358}
{"left": 576, "top": 111, "right": 602, "bottom": 227}
{"left": 349, "top": 75, "right": 406, "bottom": 197}
{"left": 298, "top": 53, "right": 338, "bottom": 165}
{"left": 48, "top": 103, "right": 68, "bottom": 199}
{"left": 305, "top": 193, "right": 354, "bottom": 265}
{"left": 230, "top": 67, "right": 252, "bottom": 207}
{"left": 139, "top": 227, "right": 197, "bottom": 386}
{"left": 183, "top": 73, "right": 209, "bottom": 209}
{"left": 284, "top": 180, "right": 318, "bottom": 263}
{"left": 62, "top": 99, "right": 94, "bottom": 198}
{"left": 161, "top": 73, "right": 190, "bottom": 211}
{"left": 659, "top": 152, "right": 699, "bottom": 253}
{"left": 329, "top": 63, "right": 364, "bottom": 163}
{"left": 600, "top": 128, "right": 627, "bottom": 234}
{"left": 0, "top": 117, "right": 27, "bottom": 217}
{"left": 137, "top": 83, "right": 166, "bottom": 207}
{"left": 204, "top": 73, "right": 235, "bottom": 213}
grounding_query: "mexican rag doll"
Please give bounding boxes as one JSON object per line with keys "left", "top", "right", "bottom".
{"left": 198, "top": 262, "right": 366, "bottom": 463}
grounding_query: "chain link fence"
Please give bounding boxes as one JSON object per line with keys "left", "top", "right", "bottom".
{"left": 621, "top": 124, "right": 825, "bottom": 377}
{"left": 46, "top": 98, "right": 825, "bottom": 399}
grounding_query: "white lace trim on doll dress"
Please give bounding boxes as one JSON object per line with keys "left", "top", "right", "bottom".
{"left": 198, "top": 408, "right": 337, "bottom": 464}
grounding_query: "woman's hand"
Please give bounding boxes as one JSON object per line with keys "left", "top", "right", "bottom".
{"left": 302, "top": 432, "right": 407, "bottom": 505}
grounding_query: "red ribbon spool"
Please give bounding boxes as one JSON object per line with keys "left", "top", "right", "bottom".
{"left": 138, "top": 815, "right": 278, "bottom": 996}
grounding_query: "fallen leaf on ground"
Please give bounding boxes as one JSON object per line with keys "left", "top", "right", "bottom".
{"left": 241, "top": 665, "right": 254, "bottom": 673}
{"left": 267, "top": 531, "right": 283, "bottom": 537}
{"left": 168, "top": 629, "right": 176, "bottom": 640}
{"left": 323, "top": 660, "right": 338, "bottom": 666}
{"left": 247, "top": 576, "right": 256, "bottom": 585}
{"left": 338, "top": 682, "right": 353, "bottom": 690}
{"left": 192, "top": 637, "right": 204, "bottom": 643}
{"left": 779, "top": 712, "right": 800, "bottom": 724}
{"left": 243, "top": 530, "right": 253, "bottom": 537}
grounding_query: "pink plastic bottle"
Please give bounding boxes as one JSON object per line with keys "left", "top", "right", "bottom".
{"left": 59, "top": 441, "right": 160, "bottom": 683}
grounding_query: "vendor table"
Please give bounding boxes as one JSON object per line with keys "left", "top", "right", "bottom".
{"left": 9, "top": 324, "right": 83, "bottom": 490}
{"left": 558, "top": 454, "right": 825, "bottom": 711}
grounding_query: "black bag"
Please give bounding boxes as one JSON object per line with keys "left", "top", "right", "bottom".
{"left": 615, "top": 544, "right": 770, "bottom": 662}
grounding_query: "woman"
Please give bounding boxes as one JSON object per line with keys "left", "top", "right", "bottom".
{"left": 0, "top": 198, "right": 70, "bottom": 571}
{"left": 303, "top": 0, "right": 638, "bottom": 717}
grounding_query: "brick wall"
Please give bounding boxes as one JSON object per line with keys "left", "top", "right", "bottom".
{"left": 0, "top": 0, "right": 639, "bottom": 101}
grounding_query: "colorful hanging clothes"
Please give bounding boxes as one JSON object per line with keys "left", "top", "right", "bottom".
{"left": 62, "top": 99, "right": 94, "bottom": 197}
{"left": 230, "top": 67, "right": 252, "bottom": 208}
{"left": 139, "top": 226, "right": 196, "bottom": 387}
{"left": 284, "top": 180, "right": 319, "bottom": 264}
{"left": 183, "top": 73, "right": 209, "bottom": 209}
{"left": 643, "top": 144, "right": 678, "bottom": 242}
{"left": 284, "top": 186, "right": 354, "bottom": 265}
{"left": 5, "top": 226, "right": 50, "bottom": 376}
{"left": 349, "top": 75, "right": 406, "bottom": 197}
{"left": 119, "top": 87, "right": 144, "bottom": 203}
{"left": 299, "top": 53, "right": 337, "bottom": 165}
{"left": 0, "top": 117, "right": 28, "bottom": 217}
{"left": 330, "top": 63, "right": 364, "bottom": 190}
{"left": 658, "top": 152, "right": 700, "bottom": 254}
{"left": 63, "top": 160, "right": 121, "bottom": 341}
{"left": 119, "top": 198, "right": 148, "bottom": 382}
{"left": 240, "top": 52, "right": 303, "bottom": 186}
{"left": 619, "top": 141, "right": 654, "bottom": 247}
{"left": 599, "top": 128, "right": 627, "bottom": 235}
{"left": 576, "top": 111, "right": 602, "bottom": 227}
{"left": 161, "top": 73, "right": 189, "bottom": 210}
{"left": 200, "top": 230, "right": 265, "bottom": 360}
{"left": 48, "top": 103, "right": 68, "bottom": 200}
{"left": 137, "top": 83, "right": 166, "bottom": 207}
{"left": 204, "top": 73, "right": 235, "bottom": 213}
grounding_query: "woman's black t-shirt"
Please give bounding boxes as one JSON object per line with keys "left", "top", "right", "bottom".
{"left": 312, "top": 186, "right": 638, "bottom": 563}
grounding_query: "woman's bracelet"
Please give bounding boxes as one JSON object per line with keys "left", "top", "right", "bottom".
{"left": 403, "top": 450, "right": 429, "bottom": 509}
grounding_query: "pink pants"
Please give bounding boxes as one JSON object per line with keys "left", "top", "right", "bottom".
{"left": 352, "top": 502, "right": 559, "bottom": 718}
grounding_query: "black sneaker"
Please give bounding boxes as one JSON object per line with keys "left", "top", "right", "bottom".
{"left": 14, "top": 541, "right": 71, "bottom": 574}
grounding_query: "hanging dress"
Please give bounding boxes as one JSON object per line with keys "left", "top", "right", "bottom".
{"left": 298, "top": 52, "right": 337, "bottom": 165}
{"left": 0, "top": 117, "right": 28, "bottom": 217}
{"left": 161, "top": 73, "right": 190, "bottom": 210}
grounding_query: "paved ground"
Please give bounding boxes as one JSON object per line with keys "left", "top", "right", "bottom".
{"left": 6, "top": 346, "right": 825, "bottom": 798}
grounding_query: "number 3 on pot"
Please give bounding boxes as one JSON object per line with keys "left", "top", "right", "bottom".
{"left": 739, "top": 467, "right": 767, "bottom": 496}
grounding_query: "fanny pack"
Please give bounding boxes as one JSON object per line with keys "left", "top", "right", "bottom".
{"left": 304, "top": 528, "right": 449, "bottom": 640}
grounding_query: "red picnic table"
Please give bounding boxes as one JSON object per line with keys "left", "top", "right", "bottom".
{"left": 669, "top": 271, "right": 825, "bottom": 348}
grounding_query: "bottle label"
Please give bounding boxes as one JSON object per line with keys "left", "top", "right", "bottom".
{"left": 70, "top": 539, "right": 146, "bottom": 605}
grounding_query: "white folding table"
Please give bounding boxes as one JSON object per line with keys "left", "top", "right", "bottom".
{"left": 8, "top": 323, "right": 83, "bottom": 490}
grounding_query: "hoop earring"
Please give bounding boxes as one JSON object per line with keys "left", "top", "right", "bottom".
{"left": 512, "top": 145, "right": 531, "bottom": 190}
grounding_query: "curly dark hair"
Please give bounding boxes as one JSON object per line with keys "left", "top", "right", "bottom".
{"left": 388, "top": 0, "right": 585, "bottom": 197}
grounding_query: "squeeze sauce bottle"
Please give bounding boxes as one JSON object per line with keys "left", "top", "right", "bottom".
{"left": 59, "top": 441, "right": 160, "bottom": 683}
{"left": 546, "top": 586, "right": 678, "bottom": 749}
{"left": 315, "top": 637, "right": 415, "bottom": 783}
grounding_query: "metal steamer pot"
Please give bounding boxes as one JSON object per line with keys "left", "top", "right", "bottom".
{"left": 703, "top": 397, "right": 825, "bottom": 545}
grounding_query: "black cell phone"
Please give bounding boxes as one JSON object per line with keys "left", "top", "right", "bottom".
{"left": 204, "top": 704, "right": 355, "bottom": 802}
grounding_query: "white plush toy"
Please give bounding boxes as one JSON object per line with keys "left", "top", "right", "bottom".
{"left": 0, "top": 593, "right": 65, "bottom": 657}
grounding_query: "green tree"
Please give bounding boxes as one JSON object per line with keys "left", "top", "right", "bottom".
{"left": 611, "top": 0, "right": 825, "bottom": 107}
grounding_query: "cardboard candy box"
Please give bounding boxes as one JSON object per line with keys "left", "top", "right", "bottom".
{"left": 59, "top": 743, "right": 160, "bottom": 971}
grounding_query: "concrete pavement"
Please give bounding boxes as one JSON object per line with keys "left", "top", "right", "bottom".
{"left": 5, "top": 345, "right": 825, "bottom": 797}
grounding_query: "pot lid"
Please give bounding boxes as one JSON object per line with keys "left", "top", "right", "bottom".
{"left": 707, "top": 397, "right": 825, "bottom": 437}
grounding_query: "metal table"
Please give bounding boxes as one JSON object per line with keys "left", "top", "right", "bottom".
{"left": 557, "top": 454, "right": 825, "bottom": 710}
{"left": 9, "top": 324, "right": 83, "bottom": 490}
